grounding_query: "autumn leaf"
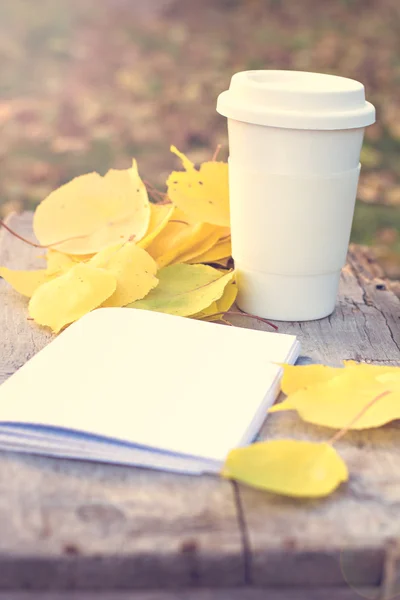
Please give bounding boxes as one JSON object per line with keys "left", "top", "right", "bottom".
{"left": 146, "top": 207, "right": 220, "bottom": 267}
{"left": 279, "top": 363, "right": 341, "bottom": 396}
{"left": 279, "top": 361, "right": 400, "bottom": 396}
{"left": 222, "top": 440, "right": 348, "bottom": 498}
{"left": 33, "top": 160, "right": 151, "bottom": 255}
{"left": 46, "top": 249, "right": 78, "bottom": 275}
{"left": 188, "top": 237, "right": 231, "bottom": 264}
{"left": 271, "top": 366, "right": 400, "bottom": 430}
{"left": 0, "top": 266, "right": 51, "bottom": 298}
{"left": 89, "top": 241, "right": 158, "bottom": 307}
{"left": 128, "top": 263, "right": 234, "bottom": 317}
{"left": 166, "top": 146, "right": 230, "bottom": 227}
{"left": 193, "top": 280, "right": 237, "bottom": 320}
{"left": 172, "top": 226, "right": 223, "bottom": 264}
{"left": 138, "top": 202, "right": 174, "bottom": 250}
{"left": 29, "top": 263, "right": 117, "bottom": 333}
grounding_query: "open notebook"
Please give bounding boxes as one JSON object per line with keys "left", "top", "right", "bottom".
{"left": 0, "top": 308, "right": 300, "bottom": 474}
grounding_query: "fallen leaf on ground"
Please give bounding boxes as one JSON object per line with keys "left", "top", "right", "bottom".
{"left": 172, "top": 225, "right": 223, "bottom": 264}
{"left": 166, "top": 146, "right": 230, "bottom": 227}
{"left": 138, "top": 202, "right": 174, "bottom": 249}
{"left": 193, "top": 280, "right": 237, "bottom": 320}
{"left": 46, "top": 249, "right": 78, "bottom": 275}
{"left": 271, "top": 367, "right": 400, "bottom": 429}
{"left": 33, "top": 160, "right": 150, "bottom": 255}
{"left": 222, "top": 440, "right": 348, "bottom": 498}
{"left": 0, "top": 266, "right": 50, "bottom": 298}
{"left": 29, "top": 263, "right": 117, "bottom": 332}
{"left": 146, "top": 207, "right": 217, "bottom": 267}
{"left": 188, "top": 237, "right": 231, "bottom": 264}
{"left": 128, "top": 263, "right": 233, "bottom": 317}
{"left": 90, "top": 241, "right": 158, "bottom": 307}
{"left": 279, "top": 363, "right": 342, "bottom": 395}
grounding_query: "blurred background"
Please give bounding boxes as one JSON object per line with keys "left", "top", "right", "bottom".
{"left": 0, "top": 0, "right": 400, "bottom": 280}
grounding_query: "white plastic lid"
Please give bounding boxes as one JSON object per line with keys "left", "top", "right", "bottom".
{"left": 217, "top": 70, "right": 376, "bottom": 130}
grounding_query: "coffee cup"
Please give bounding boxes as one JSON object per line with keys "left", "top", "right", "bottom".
{"left": 217, "top": 70, "right": 375, "bottom": 321}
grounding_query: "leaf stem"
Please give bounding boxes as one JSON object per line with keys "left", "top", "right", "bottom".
{"left": 0, "top": 218, "right": 135, "bottom": 251}
{"left": 144, "top": 181, "right": 170, "bottom": 203}
{"left": 0, "top": 218, "right": 46, "bottom": 248}
{"left": 211, "top": 144, "right": 222, "bottom": 162}
{"left": 328, "top": 390, "right": 391, "bottom": 445}
{"left": 203, "top": 310, "right": 278, "bottom": 331}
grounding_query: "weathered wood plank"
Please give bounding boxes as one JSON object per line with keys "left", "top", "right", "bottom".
{"left": 236, "top": 244, "right": 400, "bottom": 586}
{"left": 0, "top": 587, "right": 381, "bottom": 600}
{"left": 2, "top": 212, "right": 400, "bottom": 593}
{"left": 0, "top": 213, "right": 244, "bottom": 590}
{"left": 231, "top": 244, "right": 400, "bottom": 366}
{"left": 0, "top": 212, "right": 52, "bottom": 385}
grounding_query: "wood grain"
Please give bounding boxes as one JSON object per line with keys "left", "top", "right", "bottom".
{"left": 234, "top": 243, "right": 400, "bottom": 587}
{"left": 0, "top": 213, "right": 244, "bottom": 590}
{"left": 227, "top": 245, "right": 400, "bottom": 367}
{"left": 0, "top": 212, "right": 52, "bottom": 385}
{"left": 0, "top": 588, "right": 381, "bottom": 600}
{"left": 1, "top": 212, "right": 400, "bottom": 593}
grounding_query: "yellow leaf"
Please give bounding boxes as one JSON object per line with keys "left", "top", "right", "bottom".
{"left": 271, "top": 368, "right": 400, "bottom": 429}
{"left": 138, "top": 202, "right": 174, "bottom": 249}
{"left": 172, "top": 226, "right": 223, "bottom": 264}
{"left": 188, "top": 237, "right": 231, "bottom": 264}
{"left": 46, "top": 250, "right": 77, "bottom": 275}
{"left": 279, "top": 364, "right": 342, "bottom": 396}
{"left": 279, "top": 361, "right": 400, "bottom": 397}
{"left": 0, "top": 266, "right": 50, "bottom": 298}
{"left": 193, "top": 301, "right": 219, "bottom": 320}
{"left": 29, "top": 263, "right": 117, "bottom": 333}
{"left": 169, "top": 145, "right": 195, "bottom": 171}
{"left": 146, "top": 207, "right": 216, "bottom": 268}
{"left": 222, "top": 440, "right": 348, "bottom": 498}
{"left": 343, "top": 360, "right": 400, "bottom": 376}
{"left": 89, "top": 241, "right": 158, "bottom": 307}
{"left": 375, "top": 372, "right": 400, "bottom": 391}
{"left": 215, "top": 279, "right": 237, "bottom": 313}
{"left": 167, "top": 146, "right": 230, "bottom": 227}
{"left": 33, "top": 160, "right": 151, "bottom": 255}
{"left": 128, "top": 264, "right": 234, "bottom": 317}
{"left": 193, "top": 280, "right": 237, "bottom": 320}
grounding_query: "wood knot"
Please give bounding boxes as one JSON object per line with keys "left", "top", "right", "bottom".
{"left": 180, "top": 539, "right": 198, "bottom": 554}
{"left": 63, "top": 543, "right": 80, "bottom": 556}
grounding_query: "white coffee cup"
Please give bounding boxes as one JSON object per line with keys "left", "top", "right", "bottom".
{"left": 217, "top": 70, "right": 376, "bottom": 321}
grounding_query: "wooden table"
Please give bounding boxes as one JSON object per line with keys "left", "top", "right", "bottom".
{"left": 1, "top": 212, "right": 400, "bottom": 600}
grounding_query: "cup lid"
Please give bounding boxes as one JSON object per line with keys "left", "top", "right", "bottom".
{"left": 217, "top": 70, "right": 376, "bottom": 130}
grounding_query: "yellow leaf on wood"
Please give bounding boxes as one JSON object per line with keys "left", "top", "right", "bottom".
{"left": 271, "top": 368, "right": 400, "bottom": 429}
{"left": 167, "top": 146, "right": 230, "bottom": 227}
{"left": 46, "top": 250, "right": 77, "bottom": 275}
{"left": 188, "top": 237, "right": 231, "bottom": 264}
{"left": 172, "top": 226, "right": 222, "bottom": 264}
{"left": 128, "top": 263, "right": 233, "bottom": 317}
{"left": 193, "top": 280, "right": 237, "bottom": 320}
{"left": 138, "top": 202, "right": 174, "bottom": 249}
{"left": 0, "top": 266, "right": 50, "bottom": 298}
{"left": 222, "top": 440, "right": 348, "bottom": 498}
{"left": 146, "top": 208, "right": 214, "bottom": 268}
{"left": 29, "top": 263, "right": 117, "bottom": 332}
{"left": 33, "top": 160, "right": 150, "bottom": 255}
{"left": 279, "top": 364, "right": 342, "bottom": 396}
{"left": 90, "top": 241, "right": 158, "bottom": 307}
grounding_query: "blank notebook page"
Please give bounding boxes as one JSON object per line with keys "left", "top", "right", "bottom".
{"left": 0, "top": 308, "right": 299, "bottom": 466}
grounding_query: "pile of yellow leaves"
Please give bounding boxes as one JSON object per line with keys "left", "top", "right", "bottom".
{"left": 0, "top": 146, "right": 236, "bottom": 332}
{"left": 223, "top": 361, "right": 400, "bottom": 499}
